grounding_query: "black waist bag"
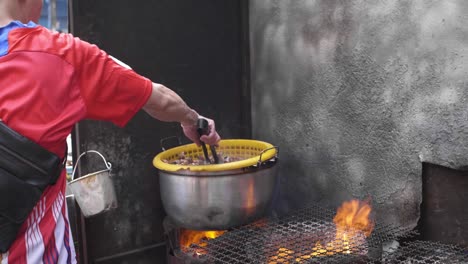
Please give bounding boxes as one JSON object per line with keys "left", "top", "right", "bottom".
{"left": 0, "top": 121, "right": 64, "bottom": 253}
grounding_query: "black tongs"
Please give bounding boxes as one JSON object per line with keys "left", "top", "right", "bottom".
{"left": 197, "top": 118, "right": 219, "bottom": 164}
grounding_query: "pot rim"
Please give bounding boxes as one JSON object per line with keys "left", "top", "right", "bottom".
{"left": 153, "top": 139, "right": 278, "bottom": 172}
{"left": 158, "top": 158, "right": 278, "bottom": 176}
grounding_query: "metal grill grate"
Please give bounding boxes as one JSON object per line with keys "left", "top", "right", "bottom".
{"left": 183, "top": 204, "right": 417, "bottom": 263}
{"left": 382, "top": 240, "right": 468, "bottom": 264}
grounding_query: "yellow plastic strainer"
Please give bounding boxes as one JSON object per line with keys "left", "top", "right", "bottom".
{"left": 153, "top": 139, "right": 277, "bottom": 172}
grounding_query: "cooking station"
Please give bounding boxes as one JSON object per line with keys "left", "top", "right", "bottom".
{"left": 67, "top": 0, "right": 468, "bottom": 263}
{"left": 163, "top": 203, "right": 466, "bottom": 264}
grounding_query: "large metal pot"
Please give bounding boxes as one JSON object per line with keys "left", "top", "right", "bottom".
{"left": 153, "top": 139, "right": 279, "bottom": 230}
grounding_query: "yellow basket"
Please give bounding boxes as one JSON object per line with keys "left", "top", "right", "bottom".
{"left": 153, "top": 139, "right": 278, "bottom": 172}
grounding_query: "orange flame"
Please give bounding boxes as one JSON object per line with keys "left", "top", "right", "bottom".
{"left": 333, "top": 199, "right": 374, "bottom": 237}
{"left": 269, "top": 199, "right": 374, "bottom": 263}
{"left": 180, "top": 229, "right": 226, "bottom": 255}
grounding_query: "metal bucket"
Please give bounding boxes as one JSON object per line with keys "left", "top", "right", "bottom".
{"left": 68, "top": 150, "right": 117, "bottom": 217}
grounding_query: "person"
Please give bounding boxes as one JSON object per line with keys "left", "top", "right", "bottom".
{"left": 0, "top": 0, "right": 221, "bottom": 263}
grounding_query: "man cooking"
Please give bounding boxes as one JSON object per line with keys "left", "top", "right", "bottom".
{"left": 0, "top": 0, "right": 221, "bottom": 263}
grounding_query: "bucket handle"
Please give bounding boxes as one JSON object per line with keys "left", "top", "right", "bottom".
{"left": 71, "top": 150, "right": 112, "bottom": 181}
{"left": 257, "top": 146, "right": 279, "bottom": 166}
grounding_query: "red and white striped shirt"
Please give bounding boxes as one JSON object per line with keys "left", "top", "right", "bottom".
{"left": 1, "top": 173, "right": 76, "bottom": 264}
{"left": 0, "top": 21, "right": 152, "bottom": 264}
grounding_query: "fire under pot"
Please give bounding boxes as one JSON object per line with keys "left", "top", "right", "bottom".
{"left": 162, "top": 200, "right": 468, "bottom": 263}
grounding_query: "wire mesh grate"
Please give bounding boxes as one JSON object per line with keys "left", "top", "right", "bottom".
{"left": 182, "top": 204, "right": 417, "bottom": 263}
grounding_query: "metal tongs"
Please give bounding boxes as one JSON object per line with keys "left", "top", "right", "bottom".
{"left": 197, "top": 118, "right": 219, "bottom": 164}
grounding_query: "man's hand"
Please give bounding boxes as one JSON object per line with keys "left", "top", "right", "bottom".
{"left": 181, "top": 117, "right": 221, "bottom": 146}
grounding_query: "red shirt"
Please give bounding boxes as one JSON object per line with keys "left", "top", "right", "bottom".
{"left": 0, "top": 21, "right": 152, "bottom": 264}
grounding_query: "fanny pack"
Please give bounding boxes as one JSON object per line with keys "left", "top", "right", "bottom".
{"left": 0, "top": 121, "right": 65, "bottom": 253}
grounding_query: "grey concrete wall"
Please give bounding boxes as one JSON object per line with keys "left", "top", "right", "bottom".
{"left": 250, "top": 0, "right": 468, "bottom": 228}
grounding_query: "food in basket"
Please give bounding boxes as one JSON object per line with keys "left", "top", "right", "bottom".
{"left": 162, "top": 152, "right": 245, "bottom": 165}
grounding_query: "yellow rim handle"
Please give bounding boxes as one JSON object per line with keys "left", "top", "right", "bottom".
{"left": 258, "top": 146, "right": 279, "bottom": 166}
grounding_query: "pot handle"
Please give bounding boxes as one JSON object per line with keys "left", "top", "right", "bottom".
{"left": 257, "top": 146, "right": 279, "bottom": 166}
{"left": 71, "top": 150, "right": 112, "bottom": 181}
{"left": 160, "top": 136, "right": 182, "bottom": 151}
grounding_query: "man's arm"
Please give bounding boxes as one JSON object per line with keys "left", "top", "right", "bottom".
{"left": 142, "top": 83, "right": 198, "bottom": 126}
{"left": 64, "top": 34, "right": 220, "bottom": 145}
{"left": 142, "top": 83, "right": 220, "bottom": 146}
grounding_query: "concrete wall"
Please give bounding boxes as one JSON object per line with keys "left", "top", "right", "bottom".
{"left": 250, "top": 0, "right": 468, "bottom": 228}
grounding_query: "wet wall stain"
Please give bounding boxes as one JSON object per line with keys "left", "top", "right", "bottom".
{"left": 250, "top": 0, "right": 468, "bottom": 228}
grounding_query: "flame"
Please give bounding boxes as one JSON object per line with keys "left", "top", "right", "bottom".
{"left": 269, "top": 199, "right": 374, "bottom": 263}
{"left": 180, "top": 229, "right": 226, "bottom": 255}
{"left": 333, "top": 199, "right": 374, "bottom": 237}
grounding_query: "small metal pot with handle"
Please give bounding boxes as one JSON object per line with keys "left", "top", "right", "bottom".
{"left": 68, "top": 150, "right": 117, "bottom": 217}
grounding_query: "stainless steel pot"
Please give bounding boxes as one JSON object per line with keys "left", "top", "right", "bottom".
{"left": 154, "top": 139, "right": 279, "bottom": 230}
{"left": 159, "top": 159, "right": 278, "bottom": 230}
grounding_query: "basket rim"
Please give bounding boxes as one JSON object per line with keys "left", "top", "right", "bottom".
{"left": 152, "top": 139, "right": 277, "bottom": 172}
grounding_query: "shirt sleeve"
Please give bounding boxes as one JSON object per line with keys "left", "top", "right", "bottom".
{"left": 71, "top": 38, "right": 152, "bottom": 127}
